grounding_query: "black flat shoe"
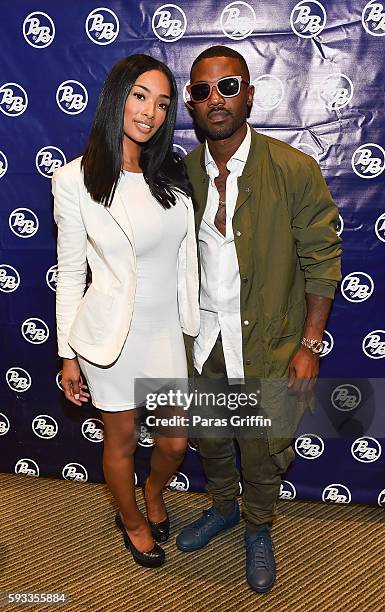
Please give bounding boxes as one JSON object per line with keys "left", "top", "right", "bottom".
{"left": 114, "top": 512, "right": 165, "bottom": 567}
{"left": 142, "top": 481, "right": 170, "bottom": 543}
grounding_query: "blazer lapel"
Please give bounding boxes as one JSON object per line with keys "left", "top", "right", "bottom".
{"left": 107, "top": 179, "right": 136, "bottom": 248}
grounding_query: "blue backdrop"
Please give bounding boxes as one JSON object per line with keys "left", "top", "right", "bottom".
{"left": 1, "top": 1, "right": 384, "bottom": 508}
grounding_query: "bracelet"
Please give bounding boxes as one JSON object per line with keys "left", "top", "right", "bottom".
{"left": 301, "top": 337, "right": 324, "bottom": 354}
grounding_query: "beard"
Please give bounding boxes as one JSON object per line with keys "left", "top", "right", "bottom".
{"left": 197, "top": 106, "right": 248, "bottom": 141}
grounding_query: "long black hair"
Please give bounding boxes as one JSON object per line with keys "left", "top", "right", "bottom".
{"left": 81, "top": 54, "right": 192, "bottom": 208}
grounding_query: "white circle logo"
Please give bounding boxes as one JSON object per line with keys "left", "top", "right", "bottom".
{"left": 296, "top": 143, "right": 319, "bottom": 163}
{"left": 56, "top": 370, "right": 63, "bottom": 391}
{"left": 6, "top": 367, "right": 31, "bottom": 392}
{"left": 46, "top": 265, "right": 58, "bottom": 292}
{"left": 341, "top": 272, "right": 374, "bottom": 303}
{"left": 0, "top": 265, "right": 20, "bottom": 293}
{"left": 81, "top": 418, "right": 104, "bottom": 443}
{"left": 220, "top": 1, "right": 256, "bottom": 40}
{"left": 167, "top": 471, "right": 189, "bottom": 491}
{"left": 378, "top": 489, "right": 385, "bottom": 507}
{"left": 319, "top": 74, "right": 353, "bottom": 111}
{"left": 86, "top": 8, "right": 119, "bottom": 45}
{"left": 0, "top": 150, "right": 8, "bottom": 178}
{"left": 32, "top": 415, "right": 58, "bottom": 439}
{"left": 362, "top": 1, "right": 385, "bottom": 36}
{"left": 0, "top": 413, "right": 10, "bottom": 436}
{"left": 56, "top": 80, "right": 88, "bottom": 115}
{"left": 279, "top": 480, "right": 297, "bottom": 500}
{"left": 0, "top": 83, "right": 28, "bottom": 117}
{"left": 322, "top": 484, "right": 351, "bottom": 504}
{"left": 295, "top": 434, "right": 324, "bottom": 459}
{"left": 15, "top": 458, "right": 39, "bottom": 477}
{"left": 9, "top": 208, "right": 39, "bottom": 238}
{"left": 351, "top": 143, "right": 385, "bottom": 179}
{"left": 36, "top": 146, "right": 66, "bottom": 178}
{"left": 138, "top": 424, "right": 155, "bottom": 447}
{"left": 173, "top": 143, "right": 188, "bottom": 157}
{"left": 331, "top": 384, "right": 361, "bottom": 411}
{"left": 336, "top": 213, "right": 344, "bottom": 237}
{"left": 362, "top": 330, "right": 385, "bottom": 359}
{"left": 188, "top": 440, "right": 198, "bottom": 451}
{"left": 351, "top": 437, "right": 381, "bottom": 463}
{"left": 23, "top": 12, "right": 55, "bottom": 48}
{"left": 62, "top": 463, "right": 88, "bottom": 482}
{"left": 152, "top": 4, "right": 187, "bottom": 42}
{"left": 183, "top": 80, "right": 191, "bottom": 104}
{"left": 252, "top": 75, "right": 284, "bottom": 110}
{"left": 21, "top": 318, "right": 49, "bottom": 344}
{"left": 320, "top": 330, "right": 334, "bottom": 357}
{"left": 375, "top": 212, "right": 385, "bottom": 242}
{"left": 290, "top": 1, "right": 327, "bottom": 38}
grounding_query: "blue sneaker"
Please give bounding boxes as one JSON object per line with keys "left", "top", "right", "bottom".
{"left": 176, "top": 500, "right": 240, "bottom": 552}
{"left": 244, "top": 526, "right": 276, "bottom": 593}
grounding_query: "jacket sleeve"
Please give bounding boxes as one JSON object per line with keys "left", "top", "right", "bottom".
{"left": 291, "top": 158, "right": 342, "bottom": 299}
{"left": 52, "top": 165, "right": 87, "bottom": 358}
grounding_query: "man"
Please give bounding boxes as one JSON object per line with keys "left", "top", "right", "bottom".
{"left": 176, "top": 46, "right": 341, "bottom": 593}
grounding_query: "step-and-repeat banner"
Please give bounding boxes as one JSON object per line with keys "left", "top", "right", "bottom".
{"left": 1, "top": 1, "right": 384, "bottom": 507}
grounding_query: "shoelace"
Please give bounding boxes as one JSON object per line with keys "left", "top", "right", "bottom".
{"left": 248, "top": 537, "right": 274, "bottom": 569}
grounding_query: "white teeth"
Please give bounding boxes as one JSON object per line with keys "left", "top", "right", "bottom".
{"left": 137, "top": 122, "right": 152, "bottom": 129}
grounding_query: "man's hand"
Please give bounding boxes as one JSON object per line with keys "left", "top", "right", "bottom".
{"left": 287, "top": 345, "right": 319, "bottom": 394}
{"left": 61, "top": 357, "right": 90, "bottom": 406}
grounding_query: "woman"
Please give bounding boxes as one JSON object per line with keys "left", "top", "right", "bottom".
{"left": 52, "top": 55, "right": 199, "bottom": 568}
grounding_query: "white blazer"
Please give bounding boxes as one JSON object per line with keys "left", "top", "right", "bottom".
{"left": 52, "top": 157, "right": 200, "bottom": 366}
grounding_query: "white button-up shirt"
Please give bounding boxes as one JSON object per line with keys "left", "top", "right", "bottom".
{"left": 193, "top": 125, "right": 251, "bottom": 382}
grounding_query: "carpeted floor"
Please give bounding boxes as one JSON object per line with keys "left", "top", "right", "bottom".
{"left": 0, "top": 472, "right": 384, "bottom": 612}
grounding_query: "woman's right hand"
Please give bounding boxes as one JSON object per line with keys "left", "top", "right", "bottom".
{"left": 61, "top": 357, "right": 90, "bottom": 406}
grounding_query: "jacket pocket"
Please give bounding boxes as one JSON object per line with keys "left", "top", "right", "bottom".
{"left": 69, "top": 285, "right": 115, "bottom": 345}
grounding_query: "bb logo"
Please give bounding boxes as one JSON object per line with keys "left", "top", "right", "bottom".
{"left": 220, "top": 1, "right": 256, "bottom": 40}
{"left": 9, "top": 208, "right": 39, "bottom": 238}
{"left": 86, "top": 8, "right": 120, "bottom": 45}
{"left": 319, "top": 74, "right": 354, "bottom": 111}
{"left": 0, "top": 150, "right": 8, "bottom": 178}
{"left": 62, "top": 463, "right": 88, "bottom": 482}
{"left": 336, "top": 213, "right": 344, "bottom": 236}
{"left": 15, "top": 458, "right": 39, "bottom": 477}
{"left": 56, "top": 80, "right": 88, "bottom": 115}
{"left": 352, "top": 143, "right": 385, "bottom": 179}
{"left": 56, "top": 370, "right": 63, "bottom": 391}
{"left": 378, "top": 489, "right": 385, "bottom": 507}
{"left": 351, "top": 437, "right": 381, "bottom": 463}
{"left": 296, "top": 143, "right": 319, "bottom": 163}
{"left": 279, "top": 480, "right": 297, "bottom": 500}
{"left": 331, "top": 384, "right": 362, "bottom": 411}
{"left": 362, "top": 330, "right": 385, "bottom": 359}
{"left": 46, "top": 265, "right": 58, "bottom": 292}
{"left": 252, "top": 75, "right": 284, "bottom": 111}
{"left": 375, "top": 212, "right": 385, "bottom": 242}
{"left": 152, "top": 4, "right": 187, "bottom": 42}
{"left": 322, "top": 484, "right": 351, "bottom": 504}
{"left": 36, "top": 147, "right": 66, "bottom": 178}
{"left": 138, "top": 425, "right": 155, "bottom": 447}
{"left": 0, "top": 83, "right": 28, "bottom": 117}
{"left": 0, "top": 265, "right": 20, "bottom": 293}
{"left": 295, "top": 434, "right": 324, "bottom": 459}
{"left": 21, "top": 318, "right": 49, "bottom": 344}
{"left": 167, "top": 471, "right": 189, "bottom": 491}
{"left": 362, "top": 1, "right": 385, "bottom": 36}
{"left": 32, "top": 415, "right": 58, "bottom": 439}
{"left": 173, "top": 143, "right": 188, "bottom": 157}
{"left": 341, "top": 272, "right": 374, "bottom": 303}
{"left": 320, "top": 330, "right": 334, "bottom": 357}
{"left": 6, "top": 367, "right": 31, "bottom": 392}
{"left": 23, "top": 11, "right": 55, "bottom": 48}
{"left": 290, "top": 0, "right": 327, "bottom": 38}
{"left": 81, "top": 418, "right": 104, "bottom": 443}
{"left": 0, "top": 413, "right": 10, "bottom": 436}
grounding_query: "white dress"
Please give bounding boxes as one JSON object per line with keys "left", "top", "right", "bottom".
{"left": 78, "top": 171, "right": 188, "bottom": 411}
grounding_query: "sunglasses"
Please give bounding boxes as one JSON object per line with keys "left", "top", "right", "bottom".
{"left": 189, "top": 75, "right": 249, "bottom": 103}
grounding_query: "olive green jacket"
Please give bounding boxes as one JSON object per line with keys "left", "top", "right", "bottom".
{"left": 184, "top": 127, "right": 342, "bottom": 453}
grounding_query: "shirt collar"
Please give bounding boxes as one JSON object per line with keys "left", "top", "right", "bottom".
{"left": 204, "top": 123, "right": 251, "bottom": 172}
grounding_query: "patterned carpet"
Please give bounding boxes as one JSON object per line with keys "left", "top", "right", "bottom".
{"left": 0, "top": 472, "right": 384, "bottom": 611}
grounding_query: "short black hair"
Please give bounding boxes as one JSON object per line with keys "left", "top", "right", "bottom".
{"left": 191, "top": 45, "right": 250, "bottom": 82}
